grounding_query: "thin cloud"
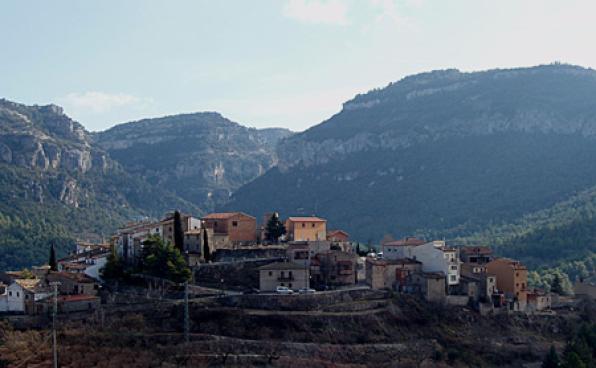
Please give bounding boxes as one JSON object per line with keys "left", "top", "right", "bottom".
{"left": 282, "top": 0, "right": 350, "bottom": 26}
{"left": 59, "top": 91, "right": 151, "bottom": 113}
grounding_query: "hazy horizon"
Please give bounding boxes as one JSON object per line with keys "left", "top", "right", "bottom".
{"left": 3, "top": 0, "right": 596, "bottom": 132}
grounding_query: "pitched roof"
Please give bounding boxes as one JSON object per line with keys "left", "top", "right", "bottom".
{"left": 487, "top": 257, "right": 528, "bottom": 270}
{"left": 203, "top": 212, "right": 255, "bottom": 220}
{"left": 259, "top": 262, "right": 306, "bottom": 271}
{"left": 15, "top": 279, "right": 46, "bottom": 292}
{"left": 461, "top": 246, "right": 493, "bottom": 255}
{"left": 287, "top": 216, "right": 326, "bottom": 223}
{"left": 384, "top": 237, "right": 425, "bottom": 247}
{"left": 327, "top": 229, "right": 350, "bottom": 237}
{"left": 48, "top": 271, "right": 96, "bottom": 283}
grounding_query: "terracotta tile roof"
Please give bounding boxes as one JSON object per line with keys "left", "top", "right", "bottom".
{"left": 287, "top": 216, "right": 326, "bottom": 223}
{"left": 328, "top": 230, "right": 350, "bottom": 236}
{"left": 203, "top": 212, "right": 255, "bottom": 220}
{"left": 15, "top": 279, "right": 46, "bottom": 293}
{"left": 48, "top": 271, "right": 96, "bottom": 283}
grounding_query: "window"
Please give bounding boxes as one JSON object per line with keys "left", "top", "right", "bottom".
{"left": 311, "top": 223, "right": 315, "bottom": 228}
{"left": 450, "top": 275, "right": 456, "bottom": 281}
{"left": 289, "top": 283, "right": 292, "bottom": 288}
{"left": 302, "top": 223, "right": 305, "bottom": 228}
{"left": 289, "top": 271, "right": 293, "bottom": 277}
{"left": 25, "top": 295, "right": 29, "bottom": 300}
{"left": 16, "top": 292, "right": 20, "bottom": 297}
{"left": 280, "top": 283, "right": 285, "bottom": 286}
{"left": 450, "top": 265, "right": 458, "bottom": 270}
{"left": 268, "top": 271, "right": 272, "bottom": 276}
{"left": 9, "top": 291, "right": 12, "bottom": 296}
{"left": 232, "top": 221, "right": 238, "bottom": 227}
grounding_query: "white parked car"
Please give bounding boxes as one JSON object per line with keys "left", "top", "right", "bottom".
{"left": 276, "top": 286, "right": 294, "bottom": 294}
{"left": 298, "top": 288, "right": 316, "bottom": 294}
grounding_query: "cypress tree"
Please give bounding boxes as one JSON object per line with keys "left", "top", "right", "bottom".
{"left": 202, "top": 227, "right": 210, "bottom": 262}
{"left": 49, "top": 243, "right": 57, "bottom": 271}
{"left": 265, "top": 212, "right": 286, "bottom": 244}
{"left": 173, "top": 210, "right": 184, "bottom": 252}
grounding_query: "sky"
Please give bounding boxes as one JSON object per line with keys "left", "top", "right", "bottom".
{"left": 1, "top": 0, "right": 596, "bottom": 132}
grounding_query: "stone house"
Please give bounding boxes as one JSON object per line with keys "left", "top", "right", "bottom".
{"left": 285, "top": 217, "right": 327, "bottom": 242}
{"left": 526, "top": 290, "right": 552, "bottom": 312}
{"left": 0, "top": 279, "right": 50, "bottom": 314}
{"left": 382, "top": 237, "right": 426, "bottom": 258}
{"left": 388, "top": 240, "right": 461, "bottom": 288}
{"left": 160, "top": 212, "right": 202, "bottom": 247}
{"left": 36, "top": 294, "right": 100, "bottom": 314}
{"left": 460, "top": 262, "right": 497, "bottom": 301}
{"left": 259, "top": 262, "right": 309, "bottom": 292}
{"left": 365, "top": 257, "right": 422, "bottom": 290}
{"left": 203, "top": 212, "right": 257, "bottom": 244}
{"left": 408, "top": 272, "right": 446, "bottom": 303}
{"left": 486, "top": 258, "right": 528, "bottom": 311}
{"left": 46, "top": 272, "right": 98, "bottom": 296}
{"left": 327, "top": 230, "right": 350, "bottom": 242}
{"left": 459, "top": 246, "right": 493, "bottom": 264}
{"left": 310, "top": 250, "right": 357, "bottom": 288}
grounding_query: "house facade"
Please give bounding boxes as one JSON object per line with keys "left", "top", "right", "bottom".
{"left": 285, "top": 217, "right": 327, "bottom": 242}
{"left": 365, "top": 257, "right": 422, "bottom": 290}
{"left": 259, "top": 262, "right": 309, "bottom": 292}
{"left": 327, "top": 230, "right": 350, "bottom": 242}
{"left": 486, "top": 258, "right": 528, "bottom": 310}
{"left": 389, "top": 240, "right": 461, "bottom": 287}
{"left": 202, "top": 212, "right": 257, "bottom": 244}
{"left": 382, "top": 237, "right": 426, "bottom": 259}
{"left": 310, "top": 250, "right": 357, "bottom": 288}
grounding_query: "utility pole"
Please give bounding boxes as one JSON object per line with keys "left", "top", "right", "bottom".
{"left": 50, "top": 281, "right": 60, "bottom": 368}
{"left": 184, "top": 280, "right": 189, "bottom": 344}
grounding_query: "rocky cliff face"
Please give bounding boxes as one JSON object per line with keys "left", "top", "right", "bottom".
{"left": 0, "top": 99, "right": 200, "bottom": 270}
{"left": 0, "top": 100, "right": 103, "bottom": 175}
{"left": 93, "top": 112, "right": 292, "bottom": 210}
{"left": 225, "top": 64, "right": 596, "bottom": 248}
{"left": 276, "top": 64, "right": 596, "bottom": 169}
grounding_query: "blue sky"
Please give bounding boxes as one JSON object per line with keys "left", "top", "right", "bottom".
{"left": 1, "top": 0, "right": 595, "bottom": 132}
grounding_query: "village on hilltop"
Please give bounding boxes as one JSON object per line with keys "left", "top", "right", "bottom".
{"left": 1, "top": 210, "right": 595, "bottom": 317}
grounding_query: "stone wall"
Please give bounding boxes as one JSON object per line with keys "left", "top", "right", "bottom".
{"left": 194, "top": 258, "right": 284, "bottom": 291}
{"left": 216, "top": 288, "right": 388, "bottom": 311}
{"left": 213, "top": 248, "right": 287, "bottom": 262}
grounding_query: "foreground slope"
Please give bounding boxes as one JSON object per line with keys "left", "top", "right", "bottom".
{"left": 226, "top": 64, "right": 596, "bottom": 245}
{"left": 0, "top": 99, "right": 199, "bottom": 270}
{"left": 93, "top": 113, "right": 292, "bottom": 210}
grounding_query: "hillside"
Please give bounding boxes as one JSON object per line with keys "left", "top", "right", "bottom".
{"left": 93, "top": 113, "right": 292, "bottom": 211}
{"left": 0, "top": 99, "right": 199, "bottom": 270}
{"left": 225, "top": 64, "right": 596, "bottom": 248}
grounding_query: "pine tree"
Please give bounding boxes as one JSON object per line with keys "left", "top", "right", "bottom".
{"left": 551, "top": 273, "right": 562, "bottom": 294}
{"left": 202, "top": 227, "right": 210, "bottom": 262}
{"left": 542, "top": 345, "right": 560, "bottom": 368}
{"left": 265, "top": 212, "right": 286, "bottom": 244}
{"left": 173, "top": 210, "right": 184, "bottom": 252}
{"left": 49, "top": 243, "right": 57, "bottom": 271}
{"left": 140, "top": 235, "right": 191, "bottom": 283}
